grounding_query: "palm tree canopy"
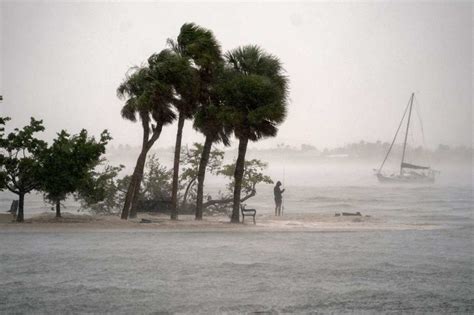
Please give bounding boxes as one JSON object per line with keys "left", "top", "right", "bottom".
{"left": 148, "top": 49, "right": 200, "bottom": 119}
{"left": 176, "top": 23, "right": 222, "bottom": 72}
{"left": 221, "top": 45, "right": 289, "bottom": 141}
{"left": 225, "top": 45, "right": 288, "bottom": 93}
{"left": 117, "top": 64, "right": 176, "bottom": 128}
{"left": 193, "top": 103, "right": 231, "bottom": 146}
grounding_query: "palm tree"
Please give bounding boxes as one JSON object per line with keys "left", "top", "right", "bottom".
{"left": 193, "top": 101, "right": 231, "bottom": 220}
{"left": 118, "top": 63, "right": 176, "bottom": 219}
{"left": 167, "top": 23, "right": 223, "bottom": 220}
{"left": 222, "top": 45, "right": 289, "bottom": 223}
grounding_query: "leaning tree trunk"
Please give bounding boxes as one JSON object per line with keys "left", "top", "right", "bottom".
{"left": 195, "top": 136, "right": 213, "bottom": 220}
{"left": 16, "top": 193, "right": 25, "bottom": 223}
{"left": 121, "top": 174, "right": 136, "bottom": 219}
{"left": 55, "top": 200, "right": 61, "bottom": 218}
{"left": 121, "top": 123, "right": 162, "bottom": 220}
{"left": 171, "top": 114, "right": 185, "bottom": 220}
{"left": 181, "top": 177, "right": 196, "bottom": 210}
{"left": 231, "top": 137, "right": 249, "bottom": 223}
{"left": 121, "top": 155, "right": 141, "bottom": 219}
{"left": 128, "top": 151, "right": 148, "bottom": 218}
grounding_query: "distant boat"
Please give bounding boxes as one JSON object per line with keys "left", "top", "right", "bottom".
{"left": 375, "top": 93, "right": 437, "bottom": 184}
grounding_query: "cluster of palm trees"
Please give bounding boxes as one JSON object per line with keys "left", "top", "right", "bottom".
{"left": 118, "top": 23, "right": 289, "bottom": 223}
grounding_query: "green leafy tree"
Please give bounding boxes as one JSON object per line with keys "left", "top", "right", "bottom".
{"left": 222, "top": 45, "right": 289, "bottom": 223}
{"left": 179, "top": 143, "right": 224, "bottom": 210}
{"left": 141, "top": 154, "right": 173, "bottom": 202}
{"left": 40, "top": 130, "right": 111, "bottom": 218}
{"left": 118, "top": 61, "right": 176, "bottom": 219}
{"left": 76, "top": 164, "right": 125, "bottom": 215}
{"left": 203, "top": 159, "right": 273, "bottom": 214}
{"left": 0, "top": 117, "right": 47, "bottom": 222}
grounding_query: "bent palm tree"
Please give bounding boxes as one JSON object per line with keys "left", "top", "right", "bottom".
{"left": 170, "top": 23, "right": 230, "bottom": 220}
{"left": 118, "top": 64, "right": 176, "bottom": 219}
{"left": 193, "top": 101, "right": 231, "bottom": 220}
{"left": 222, "top": 45, "right": 289, "bottom": 223}
{"left": 165, "top": 25, "right": 209, "bottom": 220}
{"left": 167, "top": 23, "right": 225, "bottom": 220}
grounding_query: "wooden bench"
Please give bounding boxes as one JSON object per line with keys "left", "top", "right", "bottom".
{"left": 240, "top": 204, "right": 256, "bottom": 224}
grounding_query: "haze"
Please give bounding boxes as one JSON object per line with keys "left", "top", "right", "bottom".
{"left": 1, "top": 1, "right": 472, "bottom": 150}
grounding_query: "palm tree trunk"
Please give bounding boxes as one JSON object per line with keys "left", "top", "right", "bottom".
{"left": 16, "top": 193, "right": 24, "bottom": 223}
{"left": 55, "top": 200, "right": 61, "bottom": 218}
{"left": 120, "top": 174, "right": 136, "bottom": 219}
{"left": 121, "top": 154, "right": 143, "bottom": 219}
{"left": 121, "top": 122, "right": 162, "bottom": 220}
{"left": 171, "top": 113, "right": 185, "bottom": 220}
{"left": 231, "top": 137, "right": 249, "bottom": 223}
{"left": 128, "top": 151, "right": 148, "bottom": 218}
{"left": 195, "top": 135, "right": 213, "bottom": 220}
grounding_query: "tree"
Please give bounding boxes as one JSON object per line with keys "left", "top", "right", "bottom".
{"left": 141, "top": 154, "right": 173, "bottom": 203}
{"left": 179, "top": 143, "right": 224, "bottom": 210}
{"left": 118, "top": 61, "right": 176, "bottom": 219}
{"left": 40, "top": 130, "right": 111, "bottom": 218}
{"left": 76, "top": 164, "right": 125, "bottom": 215}
{"left": 166, "top": 23, "right": 214, "bottom": 220}
{"left": 203, "top": 159, "right": 273, "bottom": 214}
{"left": 0, "top": 117, "right": 47, "bottom": 222}
{"left": 78, "top": 155, "right": 172, "bottom": 215}
{"left": 221, "top": 45, "right": 289, "bottom": 223}
{"left": 171, "top": 23, "right": 231, "bottom": 220}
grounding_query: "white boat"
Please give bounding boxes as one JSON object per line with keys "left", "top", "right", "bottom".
{"left": 375, "top": 93, "right": 437, "bottom": 184}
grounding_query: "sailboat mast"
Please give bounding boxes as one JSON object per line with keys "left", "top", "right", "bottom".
{"left": 400, "top": 93, "right": 414, "bottom": 175}
{"left": 377, "top": 97, "right": 412, "bottom": 173}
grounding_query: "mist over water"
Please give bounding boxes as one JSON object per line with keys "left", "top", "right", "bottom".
{"left": 1, "top": 156, "right": 472, "bottom": 313}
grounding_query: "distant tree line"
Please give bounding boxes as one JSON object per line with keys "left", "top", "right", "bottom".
{"left": 250, "top": 141, "right": 472, "bottom": 162}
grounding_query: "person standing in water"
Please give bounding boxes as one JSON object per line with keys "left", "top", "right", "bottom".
{"left": 274, "top": 181, "right": 285, "bottom": 216}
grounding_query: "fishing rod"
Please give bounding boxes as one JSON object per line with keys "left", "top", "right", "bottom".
{"left": 282, "top": 165, "right": 285, "bottom": 216}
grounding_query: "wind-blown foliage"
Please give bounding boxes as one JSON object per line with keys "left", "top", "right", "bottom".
{"left": 221, "top": 45, "right": 289, "bottom": 223}
{"left": 165, "top": 24, "right": 208, "bottom": 220}
{"left": 171, "top": 23, "right": 232, "bottom": 220}
{"left": 117, "top": 58, "right": 177, "bottom": 219}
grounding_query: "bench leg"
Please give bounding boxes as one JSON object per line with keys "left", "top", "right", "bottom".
{"left": 242, "top": 215, "right": 244, "bottom": 224}
{"left": 253, "top": 215, "right": 256, "bottom": 224}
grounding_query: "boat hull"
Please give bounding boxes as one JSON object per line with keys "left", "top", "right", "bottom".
{"left": 376, "top": 173, "right": 435, "bottom": 184}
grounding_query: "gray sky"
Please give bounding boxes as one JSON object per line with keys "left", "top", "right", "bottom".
{"left": 1, "top": 1, "right": 472, "bottom": 150}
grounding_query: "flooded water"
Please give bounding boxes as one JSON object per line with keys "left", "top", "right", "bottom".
{"left": 0, "top": 162, "right": 472, "bottom": 313}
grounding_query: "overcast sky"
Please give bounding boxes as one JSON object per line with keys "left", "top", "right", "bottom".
{"left": 1, "top": 1, "right": 472, "bottom": 150}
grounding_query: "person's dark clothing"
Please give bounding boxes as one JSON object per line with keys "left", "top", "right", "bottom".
{"left": 274, "top": 186, "right": 284, "bottom": 202}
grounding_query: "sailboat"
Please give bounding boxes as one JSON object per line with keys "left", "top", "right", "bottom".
{"left": 375, "top": 93, "right": 437, "bottom": 184}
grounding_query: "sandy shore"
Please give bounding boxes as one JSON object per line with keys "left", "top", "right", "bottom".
{"left": 0, "top": 211, "right": 439, "bottom": 232}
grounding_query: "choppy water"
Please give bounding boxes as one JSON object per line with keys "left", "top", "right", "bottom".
{"left": 0, "top": 163, "right": 472, "bottom": 313}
